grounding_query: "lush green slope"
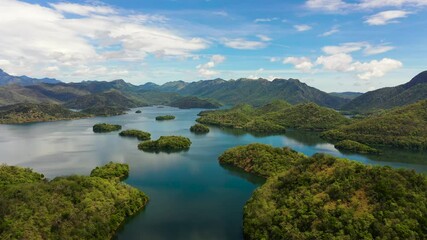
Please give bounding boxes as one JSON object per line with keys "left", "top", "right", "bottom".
{"left": 169, "top": 96, "right": 221, "bottom": 109}
{"left": 335, "top": 140, "right": 380, "bottom": 154}
{"left": 90, "top": 162, "right": 130, "bottom": 181}
{"left": 218, "top": 144, "right": 427, "bottom": 239}
{"left": 0, "top": 163, "right": 148, "bottom": 239}
{"left": 329, "top": 91, "right": 363, "bottom": 100}
{"left": 322, "top": 100, "right": 427, "bottom": 150}
{"left": 0, "top": 103, "right": 89, "bottom": 124}
{"left": 342, "top": 71, "right": 427, "bottom": 113}
{"left": 197, "top": 100, "right": 349, "bottom": 133}
{"left": 175, "top": 78, "right": 348, "bottom": 108}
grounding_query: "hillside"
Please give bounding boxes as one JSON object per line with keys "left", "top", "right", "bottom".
{"left": 322, "top": 100, "right": 427, "bottom": 150}
{"left": 342, "top": 71, "right": 427, "bottom": 113}
{"left": 0, "top": 69, "right": 61, "bottom": 86}
{"left": 169, "top": 96, "right": 221, "bottom": 109}
{"left": 197, "top": 100, "right": 349, "bottom": 132}
{"left": 218, "top": 144, "right": 427, "bottom": 240}
{"left": 64, "top": 90, "right": 145, "bottom": 109}
{"left": 329, "top": 92, "right": 363, "bottom": 100}
{"left": 0, "top": 103, "right": 89, "bottom": 124}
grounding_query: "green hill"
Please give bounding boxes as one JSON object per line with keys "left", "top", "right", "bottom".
{"left": 217, "top": 144, "right": 427, "bottom": 240}
{"left": 322, "top": 100, "right": 427, "bottom": 150}
{"left": 0, "top": 163, "right": 148, "bottom": 239}
{"left": 343, "top": 71, "right": 427, "bottom": 113}
{"left": 0, "top": 103, "right": 89, "bottom": 124}
{"left": 197, "top": 100, "right": 349, "bottom": 133}
{"left": 169, "top": 96, "right": 221, "bottom": 109}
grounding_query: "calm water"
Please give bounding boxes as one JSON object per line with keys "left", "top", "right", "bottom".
{"left": 0, "top": 106, "right": 426, "bottom": 240}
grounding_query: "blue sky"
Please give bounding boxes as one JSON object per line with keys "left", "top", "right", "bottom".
{"left": 0, "top": 0, "right": 426, "bottom": 92}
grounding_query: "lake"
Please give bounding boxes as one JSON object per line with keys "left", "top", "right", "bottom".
{"left": 0, "top": 106, "right": 426, "bottom": 240}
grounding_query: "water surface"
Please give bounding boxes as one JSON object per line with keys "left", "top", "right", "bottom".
{"left": 0, "top": 106, "right": 425, "bottom": 240}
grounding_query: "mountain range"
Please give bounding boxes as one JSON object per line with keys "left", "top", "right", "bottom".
{"left": 0, "top": 69, "right": 61, "bottom": 86}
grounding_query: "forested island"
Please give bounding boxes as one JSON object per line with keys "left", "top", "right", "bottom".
{"left": 219, "top": 144, "right": 427, "bottom": 239}
{"left": 190, "top": 123, "right": 210, "bottom": 134}
{"left": 155, "top": 115, "right": 176, "bottom": 121}
{"left": 93, "top": 123, "right": 122, "bottom": 133}
{"left": 0, "top": 163, "right": 148, "bottom": 239}
{"left": 119, "top": 129, "right": 151, "bottom": 141}
{"left": 0, "top": 103, "right": 89, "bottom": 124}
{"left": 334, "top": 140, "right": 380, "bottom": 154}
{"left": 197, "top": 100, "right": 349, "bottom": 133}
{"left": 138, "top": 136, "right": 192, "bottom": 152}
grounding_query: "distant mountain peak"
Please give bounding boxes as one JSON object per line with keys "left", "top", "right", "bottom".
{"left": 0, "top": 69, "right": 61, "bottom": 86}
{"left": 404, "top": 71, "right": 427, "bottom": 89}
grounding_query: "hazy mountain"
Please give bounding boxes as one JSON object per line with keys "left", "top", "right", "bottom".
{"left": 342, "top": 71, "right": 427, "bottom": 113}
{"left": 0, "top": 69, "right": 61, "bottom": 86}
{"left": 329, "top": 92, "right": 364, "bottom": 100}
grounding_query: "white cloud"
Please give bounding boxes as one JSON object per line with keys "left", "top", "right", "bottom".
{"left": 305, "top": 0, "right": 349, "bottom": 12}
{"left": 353, "top": 58, "right": 403, "bottom": 79}
{"left": 0, "top": 0, "right": 208, "bottom": 79}
{"left": 364, "top": 45, "right": 395, "bottom": 55}
{"left": 222, "top": 38, "right": 267, "bottom": 49}
{"left": 358, "top": 0, "right": 427, "bottom": 9}
{"left": 197, "top": 55, "right": 226, "bottom": 77}
{"left": 365, "top": 10, "right": 411, "bottom": 25}
{"left": 294, "top": 24, "right": 312, "bottom": 32}
{"left": 257, "top": 35, "right": 272, "bottom": 42}
{"left": 322, "top": 42, "right": 394, "bottom": 55}
{"left": 270, "top": 57, "right": 281, "bottom": 62}
{"left": 316, "top": 53, "right": 354, "bottom": 72}
{"left": 283, "top": 57, "right": 314, "bottom": 72}
{"left": 306, "top": 0, "right": 427, "bottom": 12}
{"left": 320, "top": 26, "right": 340, "bottom": 36}
{"left": 254, "top": 18, "right": 279, "bottom": 23}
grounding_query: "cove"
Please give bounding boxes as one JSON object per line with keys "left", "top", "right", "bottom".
{"left": 0, "top": 106, "right": 426, "bottom": 240}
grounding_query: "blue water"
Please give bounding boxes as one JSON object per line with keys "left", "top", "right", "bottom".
{"left": 0, "top": 106, "right": 425, "bottom": 240}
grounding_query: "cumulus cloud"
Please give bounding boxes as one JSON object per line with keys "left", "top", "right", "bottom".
{"left": 283, "top": 57, "right": 314, "bottom": 72}
{"left": 222, "top": 38, "right": 267, "bottom": 50}
{"left": 0, "top": 0, "right": 208, "bottom": 79}
{"left": 197, "top": 55, "right": 226, "bottom": 77}
{"left": 365, "top": 10, "right": 411, "bottom": 25}
{"left": 316, "top": 53, "right": 354, "bottom": 72}
{"left": 322, "top": 42, "right": 394, "bottom": 55}
{"left": 294, "top": 24, "right": 312, "bottom": 32}
{"left": 353, "top": 58, "right": 403, "bottom": 79}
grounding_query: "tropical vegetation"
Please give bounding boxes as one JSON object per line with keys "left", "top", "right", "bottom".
{"left": 90, "top": 162, "right": 130, "bottom": 181}
{"left": 335, "top": 140, "right": 380, "bottom": 154}
{"left": 119, "top": 129, "right": 151, "bottom": 141}
{"left": 190, "top": 123, "right": 210, "bottom": 134}
{"left": 93, "top": 123, "right": 122, "bottom": 133}
{"left": 0, "top": 163, "right": 148, "bottom": 239}
{"left": 138, "top": 136, "right": 192, "bottom": 152}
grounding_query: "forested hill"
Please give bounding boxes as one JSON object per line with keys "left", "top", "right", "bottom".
{"left": 142, "top": 78, "right": 348, "bottom": 109}
{"left": 342, "top": 71, "right": 427, "bottom": 113}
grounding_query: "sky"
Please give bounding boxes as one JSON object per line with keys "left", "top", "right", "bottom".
{"left": 0, "top": 0, "right": 426, "bottom": 92}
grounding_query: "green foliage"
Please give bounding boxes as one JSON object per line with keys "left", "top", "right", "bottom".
{"left": 0, "top": 164, "right": 148, "bottom": 240}
{"left": 93, "top": 123, "right": 122, "bottom": 133}
{"left": 119, "top": 129, "right": 151, "bottom": 141}
{"left": 243, "top": 153, "right": 427, "bottom": 240}
{"left": 197, "top": 100, "right": 348, "bottom": 133}
{"left": 219, "top": 144, "right": 307, "bottom": 177}
{"left": 90, "top": 162, "right": 130, "bottom": 181}
{"left": 169, "top": 96, "right": 221, "bottom": 109}
{"left": 138, "top": 136, "right": 191, "bottom": 152}
{"left": 335, "top": 140, "right": 380, "bottom": 154}
{"left": 190, "top": 123, "right": 210, "bottom": 134}
{"left": 0, "top": 103, "right": 88, "bottom": 124}
{"left": 322, "top": 100, "right": 427, "bottom": 150}
{"left": 155, "top": 115, "right": 175, "bottom": 121}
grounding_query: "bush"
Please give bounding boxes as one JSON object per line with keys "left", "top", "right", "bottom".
{"left": 119, "top": 129, "right": 151, "bottom": 141}
{"left": 93, "top": 123, "right": 122, "bottom": 133}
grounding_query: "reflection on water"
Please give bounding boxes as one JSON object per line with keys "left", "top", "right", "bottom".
{"left": 0, "top": 106, "right": 426, "bottom": 240}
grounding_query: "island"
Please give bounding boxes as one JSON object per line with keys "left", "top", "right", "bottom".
{"left": 135, "top": 110, "right": 142, "bottom": 113}
{"left": 197, "top": 100, "right": 349, "bottom": 133}
{"left": 0, "top": 163, "right": 148, "bottom": 239}
{"left": 93, "top": 123, "right": 122, "bottom": 133}
{"left": 138, "top": 136, "right": 192, "bottom": 152}
{"left": 0, "top": 103, "right": 89, "bottom": 124}
{"left": 334, "top": 140, "right": 380, "bottom": 154}
{"left": 190, "top": 123, "right": 210, "bottom": 134}
{"left": 218, "top": 143, "right": 427, "bottom": 240}
{"left": 155, "top": 115, "right": 175, "bottom": 121}
{"left": 119, "top": 129, "right": 151, "bottom": 141}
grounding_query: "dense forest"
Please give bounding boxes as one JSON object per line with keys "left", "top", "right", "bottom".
{"left": 138, "top": 136, "right": 192, "bottom": 152}
{"left": 119, "top": 129, "right": 151, "bottom": 141}
{"left": 218, "top": 144, "right": 427, "bottom": 240}
{"left": 322, "top": 100, "right": 427, "bottom": 150}
{"left": 93, "top": 123, "right": 122, "bottom": 133}
{"left": 197, "top": 100, "right": 349, "bottom": 133}
{"left": 0, "top": 163, "right": 148, "bottom": 239}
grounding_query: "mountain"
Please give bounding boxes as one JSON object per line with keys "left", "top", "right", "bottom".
{"left": 0, "top": 69, "right": 61, "bottom": 86}
{"left": 329, "top": 92, "right": 363, "bottom": 100}
{"left": 155, "top": 78, "right": 348, "bottom": 109}
{"left": 64, "top": 90, "right": 145, "bottom": 109}
{"left": 169, "top": 96, "right": 221, "bottom": 109}
{"left": 322, "top": 99, "right": 427, "bottom": 150}
{"left": 342, "top": 71, "right": 427, "bottom": 113}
